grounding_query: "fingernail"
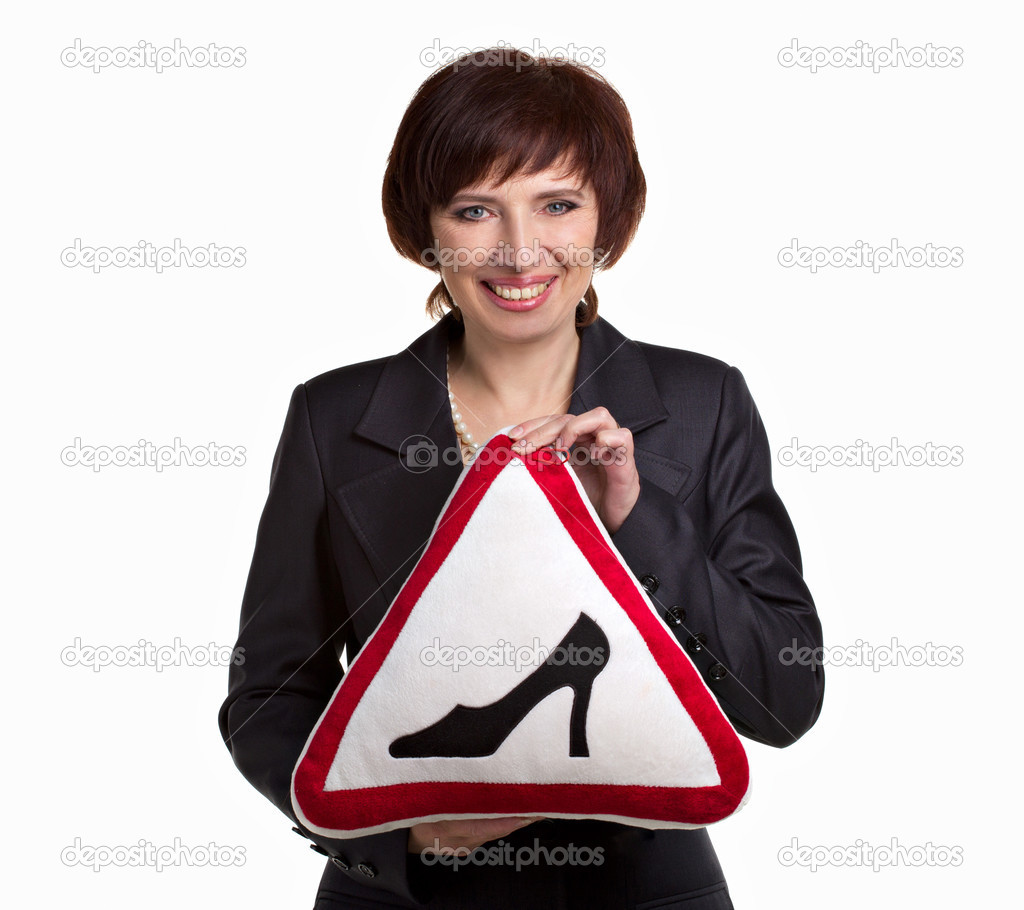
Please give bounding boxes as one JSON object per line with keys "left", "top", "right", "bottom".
{"left": 508, "top": 425, "right": 523, "bottom": 438}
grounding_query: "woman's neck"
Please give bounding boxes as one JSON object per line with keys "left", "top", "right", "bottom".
{"left": 448, "top": 318, "right": 582, "bottom": 418}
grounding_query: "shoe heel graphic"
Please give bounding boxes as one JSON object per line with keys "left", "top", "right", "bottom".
{"left": 389, "top": 612, "right": 609, "bottom": 759}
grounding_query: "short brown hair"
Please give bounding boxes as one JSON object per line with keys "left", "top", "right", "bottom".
{"left": 382, "top": 48, "right": 647, "bottom": 328}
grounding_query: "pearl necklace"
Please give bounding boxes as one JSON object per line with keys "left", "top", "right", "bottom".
{"left": 445, "top": 343, "right": 481, "bottom": 462}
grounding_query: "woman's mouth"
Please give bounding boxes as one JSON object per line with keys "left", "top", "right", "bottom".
{"left": 481, "top": 277, "right": 556, "bottom": 310}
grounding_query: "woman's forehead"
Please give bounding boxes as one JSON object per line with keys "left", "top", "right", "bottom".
{"left": 454, "top": 162, "right": 592, "bottom": 197}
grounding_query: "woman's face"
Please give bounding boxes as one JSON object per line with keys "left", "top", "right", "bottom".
{"left": 429, "top": 162, "right": 600, "bottom": 344}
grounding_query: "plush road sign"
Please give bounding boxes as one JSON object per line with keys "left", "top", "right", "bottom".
{"left": 292, "top": 435, "right": 750, "bottom": 838}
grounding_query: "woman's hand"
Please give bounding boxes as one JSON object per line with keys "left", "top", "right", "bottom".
{"left": 407, "top": 817, "right": 545, "bottom": 855}
{"left": 508, "top": 408, "right": 640, "bottom": 535}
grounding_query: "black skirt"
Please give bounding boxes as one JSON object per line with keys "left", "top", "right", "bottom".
{"left": 312, "top": 820, "right": 733, "bottom": 909}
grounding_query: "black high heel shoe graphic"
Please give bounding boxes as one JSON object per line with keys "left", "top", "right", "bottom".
{"left": 389, "top": 612, "right": 610, "bottom": 759}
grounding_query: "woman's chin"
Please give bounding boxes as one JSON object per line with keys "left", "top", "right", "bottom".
{"left": 464, "top": 301, "right": 580, "bottom": 342}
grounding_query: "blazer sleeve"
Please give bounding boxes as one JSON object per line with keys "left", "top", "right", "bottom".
{"left": 217, "top": 383, "right": 430, "bottom": 905}
{"left": 610, "top": 365, "right": 825, "bottom": 747}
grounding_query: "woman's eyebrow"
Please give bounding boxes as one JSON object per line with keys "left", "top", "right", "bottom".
{"left": 448, "top": 187, "right": 587, "bottom": 205}
{"left": 535, "top": 187, "right": 587, "bottom": 200}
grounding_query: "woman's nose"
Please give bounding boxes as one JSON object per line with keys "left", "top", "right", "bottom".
{"left": 498, "top": 213, "right": 545, "bottom": 271}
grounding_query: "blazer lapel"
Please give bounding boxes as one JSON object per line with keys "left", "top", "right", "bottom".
{"left": 567, "top": 316, "right": 691, "bottom": 499}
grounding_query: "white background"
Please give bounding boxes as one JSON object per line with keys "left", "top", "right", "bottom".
{"left": 3, "top": 1, "right": 1019, "bottom": 906}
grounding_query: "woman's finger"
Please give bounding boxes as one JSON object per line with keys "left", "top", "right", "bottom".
{"left": 510, "top": 407, "right": 619, "bottom": 453}
{"left": 508, "top": 414, "right": 574, "bottom": 451}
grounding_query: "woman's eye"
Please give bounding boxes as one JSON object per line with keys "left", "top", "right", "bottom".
{"left": 546, "top": 201, "right": 577, "bottom": 215}
{"left": 453, "top": 201, "right": 577, "bottom": 220}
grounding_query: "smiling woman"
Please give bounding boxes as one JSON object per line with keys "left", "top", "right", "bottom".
{"left": 219, "top": 46, "right": 825, "bottom": 910}
{"left": 381, "top": 52, "right": 646, "bottom": 472}
{"left": 381, "top": 48, "right": 645, "bottom": 325}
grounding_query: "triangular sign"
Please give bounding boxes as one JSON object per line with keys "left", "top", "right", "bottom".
{"left": 292, "top": 434, "right": 749, "bottom": 837}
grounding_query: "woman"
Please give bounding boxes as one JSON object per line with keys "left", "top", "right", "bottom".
{"left": 219, "top": 48, "right": 824, "bottom": 908}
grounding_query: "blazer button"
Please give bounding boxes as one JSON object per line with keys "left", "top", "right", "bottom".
{"left": 291, "top": 826, "right": 309, "bottom": 839}
{"left": 640, "top": 574, "right": 660, "bottom": 594}
{"left": 685, "top": 632, "right": 708, "bottom": 653}
{"left": 331, "top": 854, "right": 351, "bottom": 871}
{"left": 709, "top": 663, "right": 728, "bottom": 681}
{"left": 357, "top": 862, "right": 378, "bottom": 878}
{"left": 664, "top": 606, "right": 686, "bottom": 626}
{"left": 309, "top": 843, "right": 329, "bottom": 857}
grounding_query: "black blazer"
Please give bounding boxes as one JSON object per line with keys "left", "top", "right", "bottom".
{"left": 218, "top": 312, "right": 824, "bottom": 909}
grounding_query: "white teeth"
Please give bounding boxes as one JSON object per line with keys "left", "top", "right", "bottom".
{"left": 487, "top": 279, "right": 552, "bottom": 300}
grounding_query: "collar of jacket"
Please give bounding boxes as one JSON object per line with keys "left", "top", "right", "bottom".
{"left": 353, "top": 311, "right": 671, "bottom": 455}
